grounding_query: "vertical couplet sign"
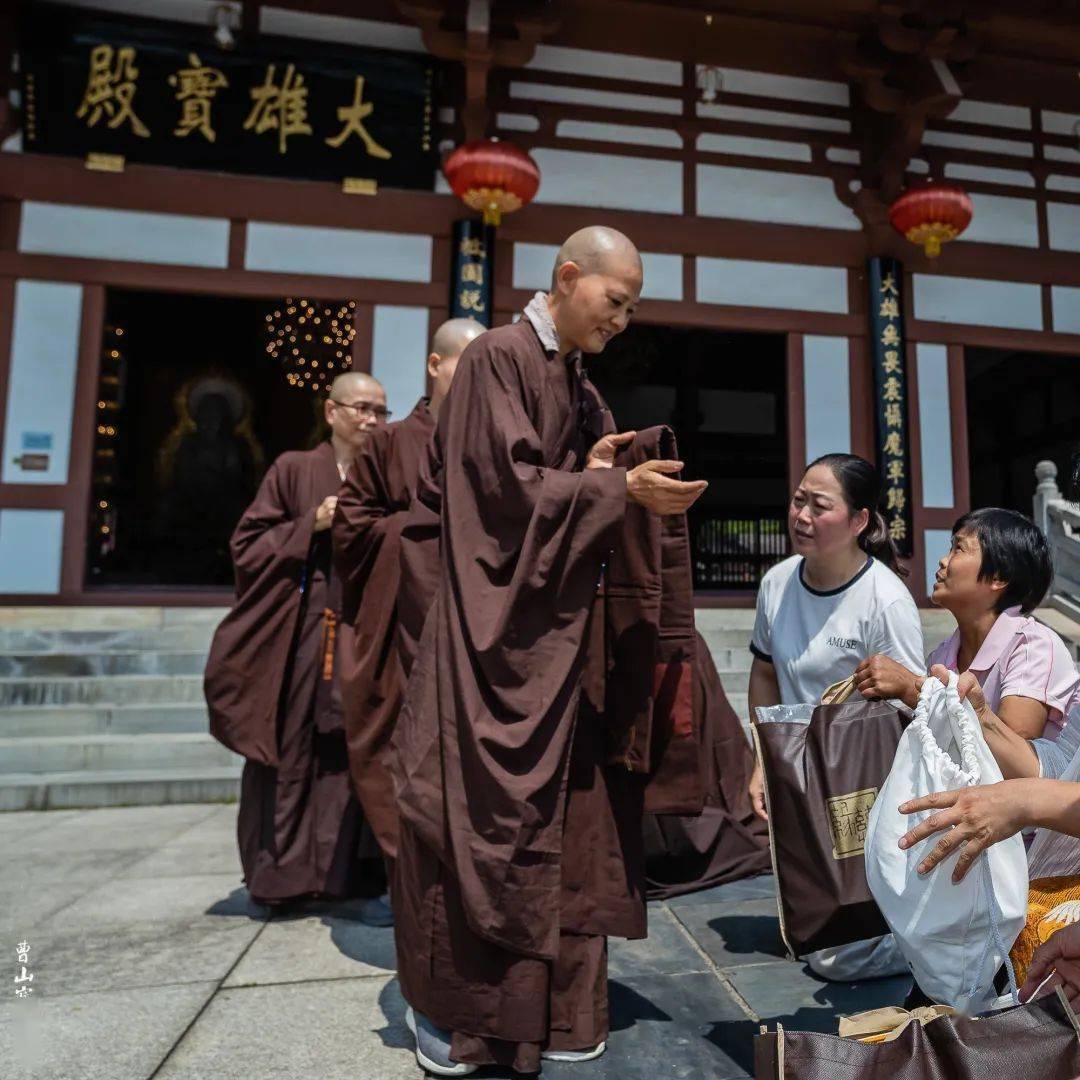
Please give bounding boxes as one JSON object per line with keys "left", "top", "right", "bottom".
{"left": 450, "top": 219, "right": 494, "bottom": 328}
{"left": 867, "top": 257, "right": 913, "bottom": 558}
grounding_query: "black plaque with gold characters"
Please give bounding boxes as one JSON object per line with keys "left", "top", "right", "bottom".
{"left": 450, "top": 219, "right": 494, "bottom": 328}
{"left": 19, "top": 4, "right": 438, "bottom": 188}
{"left": 867, "top": 257, "right": 912, "bottom": 558}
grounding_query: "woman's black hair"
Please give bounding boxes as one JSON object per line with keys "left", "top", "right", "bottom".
{"left": 951, "top": 507, "right": 1053, "bottom": 615}
{"left": 804, "top": 453, "right": 907, "bottom": 578}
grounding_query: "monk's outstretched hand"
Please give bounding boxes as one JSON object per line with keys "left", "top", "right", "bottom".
{"left": 626, "top": 459, "right": 707, "bottom": 515}
{"left": 586, "top": 430, "right": 637, "bottom": 469}
{"left": 314, "top": 495, "right": 338, "bottom": 532}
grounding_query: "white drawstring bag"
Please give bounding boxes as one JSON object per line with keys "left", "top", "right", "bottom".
{"left": 864, "top": 672, "right": 1028, "bottom": 1014}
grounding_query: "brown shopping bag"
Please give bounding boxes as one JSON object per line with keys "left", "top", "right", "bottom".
{"left": 754, "top": 989, "right": 1080, "bottom": 1079}
{"left": 751, "top": 696, "right": 906, "bottom": 958}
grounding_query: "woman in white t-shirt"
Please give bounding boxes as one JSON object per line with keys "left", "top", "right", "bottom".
{"left": 747, "top": 453, "right": 924, "bottom": 981}
{"left": 748, "top": 453, "right": 925, "bottom": 817}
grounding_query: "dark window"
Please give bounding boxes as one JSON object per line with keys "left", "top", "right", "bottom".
{"left": 587, "top": 324, "right": 790, "bottom": 591}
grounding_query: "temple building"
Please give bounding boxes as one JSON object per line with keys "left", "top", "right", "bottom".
{"left": 0, "top": 0, "right": 1077, "bottom": 606}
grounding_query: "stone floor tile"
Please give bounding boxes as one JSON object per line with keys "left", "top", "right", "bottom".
{"left": 28, "top": 915, "right": 265, "bottom": 997}
{"left": 39, "top": 873, "right": 268, "bottom": 929}
{"left": 725, "top": 960, "right": 912, "bottom": 1033}
{"left": 155, "top": 975, "right": 417, "bottom": 1080}
{"left": 665, "top": 874, "right": 777, "bottom": 909}
{"left": 608, "top": 906, "right": 709, "bottom": 980}
{"left": 0, "top": 981, "right": 217, "bottom": 1080}
{"left": 670, "top": 898, "right": 787, "bottom": 968}
{"left": 223, "top": 912, "right": 396, "bottom": 987}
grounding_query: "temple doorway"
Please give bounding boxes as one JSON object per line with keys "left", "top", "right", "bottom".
{"left": 587, "top": 324, "right": 790, "bottom": 592}
{"left": 85, "top": 288, "right": 355, "bottom": 588}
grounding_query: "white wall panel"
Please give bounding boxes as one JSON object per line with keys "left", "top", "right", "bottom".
{"left": 924, "top": 529, "right": 953, "bottom": 600}
{"left": 509, "top": 82, "right": 681, "bottom": 116}
{"left": 697, "top": 101, "right": 849, "bottom": 134}
{"left": 527, "top": 45, "right": 681, "bottom": 85}
{"left": 912, "top": 275, "right": 1042, "bottom": 330}
{"left": 697, "top": 133, "right": 811, "bottom": 162}
{"left": 371, "top": 306, "right": 428, "bottom": 421}
{"left": 0, "top": 510, "right": 64, "bottom": 594}
{"left": 949, "top": 100, "right": 1031, "bottom": 129}
{"left": 2, "top": 281, "right": 82, "bottom": 485}
{"left": 556, "top": 121, "right": 682, "bottom": 149}
{"left": 914, "top": 344, "right": 954, "bottom": 508}
{"left": 803, "top": 335, "right": 850, "bottom": 463}
{"left": 697, "top": 165, "right": 858, "bottom": 230}
{"left": 19, "top": 203, "right": 229, "bottom": 268}
{"left": 696, "top": 258, "right": 848, "bottom": 313}
{"left": 1048, "top": 203, "right": 1080, "bottom": 253}
{"left": 1052, "top": 286, "right": 1080, "bottom": 335}
{"left": 245, "top": 223, "right": 432, "bottom": 281}
{"left": 961, "top": 194, "right": 1039, "bottom": 247}
{"left": 530, "top": 149, "right": 683, "bottom": 214}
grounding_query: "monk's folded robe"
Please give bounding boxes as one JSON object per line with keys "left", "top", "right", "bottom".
{"left": 642, "top": 635, "right": 770, "bottom": 900}
{"left": 205, "top": 441, "right": 372, "bottom": 903}
{"left": 389, "top": 309, "right": 702, "bottom": 1070}
{"left": 331, "top": 399, "right": 435, "bottom": 863}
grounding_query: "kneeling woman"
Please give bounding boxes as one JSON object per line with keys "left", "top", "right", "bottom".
{"left": 856, "top": 507, "right": 1079, "bottom": 776}
{"left": 748, "top": 453, "right": 925, "bottom": 980}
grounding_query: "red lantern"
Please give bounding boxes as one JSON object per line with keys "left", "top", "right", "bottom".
{"left": 443, "top": 139, "right": 540, "bottom": 227}
{"left": 888, "top": 182, "right": 973, "bottom": 258}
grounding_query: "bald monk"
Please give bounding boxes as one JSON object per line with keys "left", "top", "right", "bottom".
{"left": 332, "top": 319, "right": 483, "bottom": 905}
{"left": 391, "top": 227, "right": 707, "bottom": 1076}
{"left": 206, "top": 372, "right": 391, "bottom": 914}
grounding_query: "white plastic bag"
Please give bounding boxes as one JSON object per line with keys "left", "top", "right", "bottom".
{"left": 864, "top": 672, "right": 1028, "bottom": 1014}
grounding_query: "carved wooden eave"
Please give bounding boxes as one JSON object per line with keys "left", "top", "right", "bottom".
{"left": 840, "top": 2, "right": 978, "bottom": 255}
{"left": 398, "top": 0, "right": 559, "bottom": 141}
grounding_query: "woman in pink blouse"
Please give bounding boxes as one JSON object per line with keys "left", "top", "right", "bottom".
{"left": 854, "top": 507, "right": 1079, "bottom": 777}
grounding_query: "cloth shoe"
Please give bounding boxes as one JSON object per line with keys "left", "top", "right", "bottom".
{"left": 357, "top": 892, "right": 394, "bottom": 928}
{"left": 405, "top": 1007, "right": 477, "bottom": 1077}
{"left": 541, "top": 1042, "right": 607, "bottom": 1062}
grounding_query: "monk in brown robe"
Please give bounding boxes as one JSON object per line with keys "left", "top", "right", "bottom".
{"left": 205, "top": 371, "right": 390, "bottom": 912}
{"left": 332, "top": 318, "right": 484, "bottom": 894}
{"left": 391, "top": 227, "right": 708, "bottom": 1076}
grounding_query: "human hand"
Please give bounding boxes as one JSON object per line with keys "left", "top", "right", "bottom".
{"left": 1019, "top": 923, "right": 1080, "bottom": 1009}
{"left": 931, "top": 664, "right": 987, "bottom": 720}
{"left": 314, "top": 495, "right": 338, "bottom": 532}
{"left": 854, "top": 654, "right": 922, "bottom": 706}
{"left": 626, "top": 460, "right": 707, "bottom": 515}
{"left": 749, "top": 761, "right": 768, "bottom": 821}
{"left": 896, "top": 779, "right": 1033, "bottom": 882}
{"left": 586, "top": 430, "right": 636, "bottom": 469}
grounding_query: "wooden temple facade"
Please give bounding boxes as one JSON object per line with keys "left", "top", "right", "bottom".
{"left": 0, "top": 0, "right": 1076, "bottom": 604}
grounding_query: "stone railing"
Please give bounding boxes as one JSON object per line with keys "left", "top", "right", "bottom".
{"left": 1035, "top": 460, "right": 1080, "bottom": 622}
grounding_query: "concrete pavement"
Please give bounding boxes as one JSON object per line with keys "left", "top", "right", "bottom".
{"left": 1, "top": 802, "right": 911, "bottom": 1079}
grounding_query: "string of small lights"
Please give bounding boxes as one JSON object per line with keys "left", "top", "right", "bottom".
{"left": 265, "top": 298, "right": 357, "bottom": 391}
{"left": 91, "top": 324, "right": 125, "bottom": 560}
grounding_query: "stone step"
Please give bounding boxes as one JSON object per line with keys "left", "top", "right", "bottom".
{"left": 0, "top": 626, "right": 219, "bottom": 654}
{"left": 0, "top": 675, "right": 204, "bottom": 708}
{"left": 0, "top": 765, "right": 241, "bottom": 811}
{"left": 0, "top": 606, "right": 228, "bottom": 630}
{"left": 0, "top": 651, "right": 208, "bottom": 677}
{"left": 697, "top": 628, "right": 755, "bottom": 649}
{"left": 0, "top": 703, "right": 209, "bottom": 737}
{"left": 0, "top": 733, "right": 240, "bottom": 774}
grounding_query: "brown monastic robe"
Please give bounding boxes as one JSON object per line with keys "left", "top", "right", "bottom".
{"left": 391, "top": 316, "right": 698, "bottom": 1072}
{"left": 205, "top": 441, "right": 370, "bottom": 903}
{"left": 332, "top": 399, "right": 435, "bottom": 862}
{"left": 643, "top": 635, "right": 770, "bottom": 899}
